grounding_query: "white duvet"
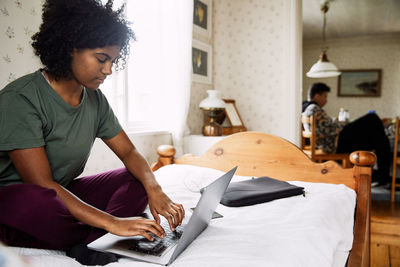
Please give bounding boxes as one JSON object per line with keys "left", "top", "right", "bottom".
{"left": 8, "top": 164, "right": 356, "bottom": 267}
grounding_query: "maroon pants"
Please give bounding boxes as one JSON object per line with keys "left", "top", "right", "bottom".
{"left": 0, "top": 168, "right": 148, "bottom": 250}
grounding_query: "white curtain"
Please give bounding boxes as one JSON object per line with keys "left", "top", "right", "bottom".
{"left": 102, "top": 0, "right": 193, "bottom": 156}
{"left": 155, "top": 0, "right": 193, "bottom": 156}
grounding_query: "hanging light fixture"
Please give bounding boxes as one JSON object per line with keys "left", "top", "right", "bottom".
{"left": 306, "top": 0, "right": 341, "bottom": 78}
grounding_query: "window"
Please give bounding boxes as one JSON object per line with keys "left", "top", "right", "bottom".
{"left": 101, "top": 0, "right": 193, "bottom": 143}
{"left": 101, "top": 0, "right": 167, "bottom": 132}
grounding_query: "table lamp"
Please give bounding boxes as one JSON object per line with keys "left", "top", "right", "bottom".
{"left": 199, "top": 90, "right": 226, "bottom": 136}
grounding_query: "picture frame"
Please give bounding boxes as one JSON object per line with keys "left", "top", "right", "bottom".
{"left": 338, "top": 69, "right": 382, "bottom": 97}
{"left": 222, "top": 99, "right": 247, "bottom": 135}
{"left": 192, "top": 39, "right": 212, "bottom": 84}
{"left": 193, "top": 0, "right": 212, "bottom": 39}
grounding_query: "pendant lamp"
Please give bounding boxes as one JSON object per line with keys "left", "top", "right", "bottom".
{"left": 306, "top": 1, "right": 341, "bottom": 78}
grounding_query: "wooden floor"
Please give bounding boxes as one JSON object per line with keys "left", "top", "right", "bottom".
{"left": 371, "top": 200, "right": 400, "bottom": 266}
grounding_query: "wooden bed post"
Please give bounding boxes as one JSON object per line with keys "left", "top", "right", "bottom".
{"left": 151, "top": 145, "right": 176, "bottom": 172}
{"left": 348, "top": 151, "right": 376, "bottom": 267}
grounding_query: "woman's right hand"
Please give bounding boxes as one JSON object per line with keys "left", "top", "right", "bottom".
{"left": 106, "top": 216, "right": 166, "bottom": 241}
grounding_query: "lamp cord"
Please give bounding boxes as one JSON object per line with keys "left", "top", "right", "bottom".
{"left": 320, "top": 1, "right": 329, "bottom": 52}
{"left": 322, "top": 9, "right": 326, "bottom": 43}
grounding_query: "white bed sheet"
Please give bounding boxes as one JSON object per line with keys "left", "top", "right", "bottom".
{"left": 11, "top": 164, "right": 356, "bottom": 267}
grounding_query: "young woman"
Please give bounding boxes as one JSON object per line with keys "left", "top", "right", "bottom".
{"left": 0, "top": 0, "right": 184, "bottom": 264}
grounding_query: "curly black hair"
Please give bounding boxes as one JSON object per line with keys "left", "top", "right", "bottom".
{"left": 31, "top": 0, "right": 135, "bottom": 79}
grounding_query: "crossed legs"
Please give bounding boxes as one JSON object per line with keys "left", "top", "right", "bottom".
{"left": 0, "top": 168, "right": 148, "bottom": 250}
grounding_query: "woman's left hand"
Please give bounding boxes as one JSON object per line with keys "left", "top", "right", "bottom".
{"left": 147, "top": 188, "right": 185, "bottom": 231}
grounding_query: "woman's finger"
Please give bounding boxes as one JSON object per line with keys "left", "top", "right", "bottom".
{"left": 141, "top": 219, "right": 166, "bottom": 238}
{"left": 150, "top": 207, "right": 161, "bottom": 225}
{"left": 172, "top": 203, "right": 185, "bottom": 224}
{"left": 168, "top": 207, "right": 180, "bottom": 228}
{"left": 137, "top": 229, "right": 155, "bottom": 241}
{"left": 164, "top": 212, "right": 175, "bottom": 231}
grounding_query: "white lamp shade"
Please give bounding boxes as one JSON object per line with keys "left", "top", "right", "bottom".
{"left": 306, "top": 60, "right": 341, "bottom": 78}
{"left": 199, "top": 90, "right": 226, "bottom": 109}
{"left": 306, "top": 51, "right": 341, "bottom": 78}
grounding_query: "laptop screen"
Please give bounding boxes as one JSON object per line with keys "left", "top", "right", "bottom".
{"left": 168, "top": 167, "right": 237, "bottom": 264}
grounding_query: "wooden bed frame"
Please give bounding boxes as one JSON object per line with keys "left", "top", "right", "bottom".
{"left": 151, "top": 132, "right": 376, "bottom": 267}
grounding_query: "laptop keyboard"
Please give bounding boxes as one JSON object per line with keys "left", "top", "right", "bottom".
{"left": 129, "top": 221, "right": 185, "bottom": 257}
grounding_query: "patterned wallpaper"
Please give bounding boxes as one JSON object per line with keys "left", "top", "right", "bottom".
{"left": 0, "top": 0, "right": 43, "bottom": 89}
{"left": 213, "top": 0, "right": 289, "bottom": 137}
{"left": 303, "top": 35, "right": 400, "bottom": 120}
{"left": 0, "top": 0, "right": 173, "bottom": 173}
{"left": 188, "top": 0, "right": 294, "bottom": 139}
{"left": 188, "top": 82, "right": 211, "bottom": 134}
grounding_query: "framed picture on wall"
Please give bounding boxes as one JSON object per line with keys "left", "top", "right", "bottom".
{"left": 193, "top": 0, "right": 212, "bottom": 38}
{"left": 338, "top": 69, "right": 382, "bottom": 97}
{"left": 192, "top": 39, "right": 212, "bottom": 84}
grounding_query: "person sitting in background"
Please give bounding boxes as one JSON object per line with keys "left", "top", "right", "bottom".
{"left": 302, "top": 82, "right": 391, "bottom": 186}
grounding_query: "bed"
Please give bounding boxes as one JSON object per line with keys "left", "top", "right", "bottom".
{"left": 5, "top": 132, "right": 374, "bottom": 267}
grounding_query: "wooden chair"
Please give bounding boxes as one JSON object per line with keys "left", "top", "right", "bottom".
{"left": 301, "top": 115, "right": 351, "bottom": 168}
{"left": 391, "top": 116, "right": 400, "bottom": 202}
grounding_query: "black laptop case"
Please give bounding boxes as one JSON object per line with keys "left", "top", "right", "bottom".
{"left": 219, "top": 176, "right": 305, "bottom": 207}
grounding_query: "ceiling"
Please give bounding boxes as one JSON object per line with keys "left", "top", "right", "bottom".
{"left": 302, "top": 0, "right": 400, "bottom": 42}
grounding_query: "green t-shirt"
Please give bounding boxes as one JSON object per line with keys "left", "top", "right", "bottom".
{"left": 0, "top": 70, "right": 122, "bottom": 187}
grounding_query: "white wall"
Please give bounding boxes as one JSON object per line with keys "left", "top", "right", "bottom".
{"left": 80, "top": 132, "right": 172, "bottom": 176}
{"left": 303, "top": 35, "right": 400, "bottom": 119}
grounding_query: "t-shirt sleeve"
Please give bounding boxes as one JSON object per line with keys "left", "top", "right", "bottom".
{"left": 0, "top": 91, "right": 45, "bottom": 151}
{"left": 95, "top": 90, "right": 122, "bottom": 140}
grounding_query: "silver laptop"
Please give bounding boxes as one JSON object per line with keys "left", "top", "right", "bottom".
{"left": 88, "top": 166, "right": 237, "bottom": 266}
